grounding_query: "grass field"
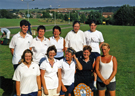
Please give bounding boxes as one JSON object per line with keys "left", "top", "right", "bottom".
{"left": 0, "top": 18, "right": 69, "bottom": 27}
{"left": 0, "top": 24, "right": 135, "bottom": 96}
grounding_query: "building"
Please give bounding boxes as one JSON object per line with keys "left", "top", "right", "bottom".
{"left": 102, "top": 12, "right": 113, "bottom": 18}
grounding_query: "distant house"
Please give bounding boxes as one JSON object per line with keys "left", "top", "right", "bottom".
{"left": 102, "top": 12, "right": 113, "bottom": 18}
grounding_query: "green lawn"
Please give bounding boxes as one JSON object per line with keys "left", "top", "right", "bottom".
{"left": 0, "top": 18, "right": 69, "bottom": 27}
{"left": 0, "top": 24, "right": 134, "bottom": 96}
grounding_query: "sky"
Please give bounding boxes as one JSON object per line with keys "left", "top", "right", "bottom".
{"left": 0, "top": 0, "right": 135, "bottom": 9}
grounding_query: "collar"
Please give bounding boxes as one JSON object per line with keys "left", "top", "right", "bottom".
{"left": 82, "top": 57, "right": 90, "bottom": 63}
{"left": 72, "top": 30, "right": 80, "bottom": 34}
{"left": 88, "top": 30, "right": 97, "bottom": 33}
{"left": 79, "top": 55, "right": 90, "bottom": 63}
{"left": 36, "top": 36, "right": 47, "bottom": 41}
{"left": 63, "top": 58, "right": 74, "bottom": 65}
{"left": 17, "top": 32, "right": 29, "bottom": 38}
{"left": 46, "top": 57, "right": 57, "bottom": 63}
{"left": 21, "top": 62, "right": 33, "bottom": 67}
{"left": 52, "top": 36, "right": 62, "bottom": 40}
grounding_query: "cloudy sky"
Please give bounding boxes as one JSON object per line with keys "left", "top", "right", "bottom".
{"left": 0, "top": 0, "right": 135, "bottom": 9}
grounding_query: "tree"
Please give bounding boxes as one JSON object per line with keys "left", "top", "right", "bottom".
{"left": 87, "top": 11, "right": 102, "bottom": 24}
{"left": 113, "top": 4, "right": 135, "bottom": 25}
{"left": 80, "top": 13, "right": 86, "bottom": 23}
{"left": 0, "top": 9, "right": 17, "bottom": 19}
{"left": 42, "top": 11, "right": 51, "bottom": 19}
{"left": 106, "top": 16, "right": 114, "bottom": 25}
{"left": 57, "top": 13, "right": 64, "bottom": 20}
{"left": 70, "top": 12, "right": 78, "bottom": 21}
{"left": 64, "top": 13, "right": 68, "bottom": 21}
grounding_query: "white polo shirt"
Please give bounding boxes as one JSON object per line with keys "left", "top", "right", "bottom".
{"left": 65, "top": 30, "right": 86, "bottom": 52}
{"left": 40, "top": 57, "right": 61, "bottom": 89}
{"left": 49, "top": 36, "right": 64, "bottom": 58}
{"left": 1, "top": 28, "right": 11, "bottom": 39}
{"left": 30, "top": 37, "right": 50, "bottom": 64}
{"left": 60, "top": 58, "right": 76, "bottom": 86}
{"left": 9, "top": 32, "right": 33, "bottom": 64}
{"left": 84, "top": 30, "right": 104, "bottom": 54}
{"left": 13, "top": 62, "right": 40, "bottom": 94}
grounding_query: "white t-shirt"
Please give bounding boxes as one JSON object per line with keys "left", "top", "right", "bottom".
{"left": 84, "top": 30, "right": 104, "bottom": 54}
{"left": 60, "top": 58, "right": 76, "bottom": 86}
{"left": 9, "top": 32, "right": 33, "bottom": 64}
{"left": 30, "top": 37, "right": 50, "bottom": 64}
{"left": 49, "top": 36, "right": 64, "bottom": 58}
{"left": 13, "top": 62, "right": 40, "bottom": 94}
{"left": 1, "top": 28, "right": 11, "bottom": 39}
{"left": 65, "top": 30, "right": 86, "bottom": 52}
{"left": 40, "top": 57, "right": 61, "bottom": 89}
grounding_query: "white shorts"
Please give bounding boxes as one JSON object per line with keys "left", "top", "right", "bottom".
{"left": 42, "top": 88, "right": 59, "bottom": 96}
{"left": 6, "top": 31, "right": 11, "bottom": 39}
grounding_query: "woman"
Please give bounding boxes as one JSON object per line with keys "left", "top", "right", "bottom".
{"left": 75, "top": 45, "right": 96, "bottom": 96}
{"left": 30, "top": 25, "right": 50, "bottom": 64}
{"left": 60, "top": 47, "right": 82, "bottom": 96}
{"left": 40, "top": 45, "right": 61, "bottom": 96}
{"left": 95, "top": 43, "right": 117, "bottom": 96}
{"left": 13, "top": 49, "right": 41, "bottom": 96}
{"left": 65, "top": 21, "right": 86, "bottom": 55}
{"left": 49, "top": 26, "right": 65, "bottom": 60}
{"left": 84, "top": 19, "right": 104, "bottom": 59}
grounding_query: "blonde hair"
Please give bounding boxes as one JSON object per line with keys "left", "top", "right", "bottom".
{"left": 18, "top": 49, "right": 33, "bottom": 64}
{"left": 101, "top": 43, "right": 110, "bottom": 49}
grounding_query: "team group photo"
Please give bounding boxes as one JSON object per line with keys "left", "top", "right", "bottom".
{"left": 0, "top": 0, "right": 135, "bottom": 96}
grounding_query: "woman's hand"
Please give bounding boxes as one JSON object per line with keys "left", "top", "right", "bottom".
{"left": 37, "top": 91, "right": 42, "bottom": 96}
{"left": 44, "top": 88, "right": 49, "bottom": 95}
{"left": 57, "top": 86, "right": 61, "bottom": 93}
{"left": 103, "top": 79, "right": 110, "bottom": 85}
{"left": 62, "top": 85, "right": 67, "bottom": 92}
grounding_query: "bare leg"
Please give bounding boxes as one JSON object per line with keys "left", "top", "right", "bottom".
{"left": 68, "top": 93, "right": 71, "bottom": 96}
{"left": 109, "top": 90, "right": 115, "bottom": 96}
{"left": 98, "top": 90, "right": 106, "bottom": 96}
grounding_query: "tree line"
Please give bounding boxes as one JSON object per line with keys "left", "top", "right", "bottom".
{"left": 0, "top": 5, "right": 135, "bottom": 26}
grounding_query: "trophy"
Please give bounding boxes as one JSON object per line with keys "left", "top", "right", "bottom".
{"left": 74, "top": 83, "right": 92, "bottom": 96}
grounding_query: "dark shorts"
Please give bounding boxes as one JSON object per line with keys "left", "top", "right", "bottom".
{"left": 60, "top": 83, "right": 74, "bottom": 95}
{"left": 97, "top": 81, "right": 116, "bottom": 91}
{"left": 21, "top": 91, "right": 38, "bottom": 96}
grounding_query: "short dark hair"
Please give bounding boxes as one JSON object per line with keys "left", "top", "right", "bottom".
{"left": 73, "top": 21, "right": 80, "bottom": 27}
{"left": 83, "top": 45, "right": 92, "bottom": 53}
{"left": 37, "top": 25, "right": 46, "bottom": 32}
{"left": 21, "top": 49, "right": 33, "bottom": 62}
{"left": 20, "top": 20, "right": 29, "bottom": 27}
{"left": 53, "top": 26, "right": 61, "bottom": 35}
{"left": 46, "top": 45, "right": 57, "bottom": 57}
{"left": 89, "top": 19, "right": 97, "bottom": 25}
